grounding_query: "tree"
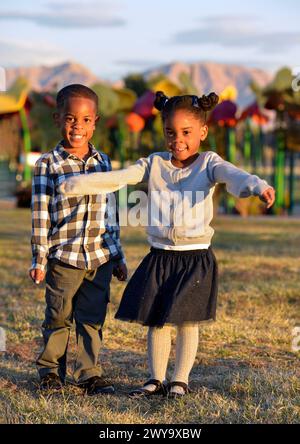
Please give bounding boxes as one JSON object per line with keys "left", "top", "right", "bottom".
{"left": 124, "top": 74, "right": 148, "bottom": 98}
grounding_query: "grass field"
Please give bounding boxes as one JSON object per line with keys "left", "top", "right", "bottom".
{"left": 0, "top": 209, "right": 299, "bottom": 424}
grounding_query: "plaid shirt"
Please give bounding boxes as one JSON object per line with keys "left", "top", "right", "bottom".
{"left": 31, "top": 141, "right": 125, "bottom": 271}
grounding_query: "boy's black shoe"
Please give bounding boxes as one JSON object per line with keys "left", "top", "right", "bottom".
{"left": 39, "top": 373, "right": 63, "bottom": 392}
{"left": 79, "top": 376, "right": 115, "bottom": 396}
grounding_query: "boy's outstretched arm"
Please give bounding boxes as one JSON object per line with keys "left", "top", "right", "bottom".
{"left": 30, "top": 158, "right": 53, "bottom": 284}
{"left": 59, "top": 158, "right": 150, "bottom": 196}
{"left": 102, "top": 192, "right": 128, "bottom": 281}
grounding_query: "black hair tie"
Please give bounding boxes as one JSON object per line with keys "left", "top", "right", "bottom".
{"left": 155, "top": 91, "right": 169, "bottom": 110}
{"left": 161, "top": 96, "right": 169, "bottom": 108}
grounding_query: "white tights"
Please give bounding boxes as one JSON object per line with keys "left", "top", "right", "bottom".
{"left": 144, "top": 324, "right": 199, "bottom": 394}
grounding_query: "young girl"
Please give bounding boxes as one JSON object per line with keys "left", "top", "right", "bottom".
{"left": 60, "top": 91, "right": 275, "bottom": 398}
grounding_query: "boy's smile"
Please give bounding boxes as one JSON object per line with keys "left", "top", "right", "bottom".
{"left": 54, "top": 97, "right": 99, "bottom": 158}
{"left": 164, "top": 109, "right": 208, "bottom": 168}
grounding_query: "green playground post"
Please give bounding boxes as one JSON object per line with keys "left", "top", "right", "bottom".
{"left": 258, "top": 127, "right": 264, "bottom": 168}
{"left": 274, "top": 128, "right": 286, "bottom": 211}
{"left": 288, "top": 150, "right": 295, "bottom": 215}
{"left": 226, "top": 127, "right": 237, "bottom": 213}
{"left": 252, "top": 126, "right": 263, "bottom": 171}
{"left": 19, "top": 107, "right": 32, "bottom": 182}
{"left": 208, "top": 133, "right": 217, "bottom": 152}
{"left": 228, "top": 127, "right": 236, "bottom": 164}
{"left": 243, "top": 120, "right": 252, "bottom": 169}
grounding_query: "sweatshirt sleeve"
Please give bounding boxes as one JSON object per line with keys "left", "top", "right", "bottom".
{"left": 59, "top": 156, "right": 151, "bottom": 196}
{"left": 206, "top": 152, "right": 270, "bottom": 198}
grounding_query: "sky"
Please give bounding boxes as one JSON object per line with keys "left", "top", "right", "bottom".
{"left": 0, "top": 0, "right": 299, "bottom": 81}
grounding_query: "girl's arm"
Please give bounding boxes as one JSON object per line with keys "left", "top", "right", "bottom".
{"left": 207, "top": 152, "right": 271, "bottom": 198}
{"left": 59, "top": 157, "right": 150, "bottom": 196}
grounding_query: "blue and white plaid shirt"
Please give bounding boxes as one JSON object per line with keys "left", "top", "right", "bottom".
{"left": 31, "top": 141, "right": 125, "bottom": 271}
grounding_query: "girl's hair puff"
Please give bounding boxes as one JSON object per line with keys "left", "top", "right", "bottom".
{"left": 154, "top": 91, "right": 219, "bottom": 123}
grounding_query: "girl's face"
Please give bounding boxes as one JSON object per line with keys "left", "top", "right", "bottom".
{"left": 164, "top": 109, "right": 208, "bottom": 167}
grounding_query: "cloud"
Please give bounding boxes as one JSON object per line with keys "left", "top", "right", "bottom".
{"left": 171, "top": 16, "right": 300, "bottom": 52}
{"left": 0, "top": 39, "right": 67, "bottom": 67}
{"left": 0, "top": 1, "right": 125, "bottom": 28}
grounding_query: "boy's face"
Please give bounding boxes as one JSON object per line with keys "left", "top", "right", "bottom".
{"left": 54, "top": 97, "right": 99, "bottom": 152}
{"left": 164, "top": 109, "right": 208, "bottom": 163}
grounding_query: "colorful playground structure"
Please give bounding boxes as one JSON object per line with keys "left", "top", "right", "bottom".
{"left": 0, "top": 67, "right": 299, "bottom": 214}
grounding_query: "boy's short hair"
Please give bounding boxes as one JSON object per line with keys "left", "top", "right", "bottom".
{"left": 56, "top": 84, "right": 98, "bottom": 111}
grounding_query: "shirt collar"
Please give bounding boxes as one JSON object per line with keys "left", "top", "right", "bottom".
{"left": 55, "top": 140, "right": 103, "bottom": 162}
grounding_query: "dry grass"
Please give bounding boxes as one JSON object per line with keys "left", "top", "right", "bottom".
{"left": 0, "top": 209, "right": 299, "bottom": 424}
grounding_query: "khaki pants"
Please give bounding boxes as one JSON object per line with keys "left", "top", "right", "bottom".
{"left": 36, "top": 258, "right": 113, "bottom": 383}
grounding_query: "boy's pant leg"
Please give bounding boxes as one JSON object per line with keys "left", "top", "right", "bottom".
{"left": 73, "top": 260, "right": 113, "bottom": 383}
{"left": 36, "top": 259, "right": 85, "bottom": 381}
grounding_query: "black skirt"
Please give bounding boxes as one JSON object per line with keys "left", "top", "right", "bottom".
{"left": 115, "top": 246, "right": 218, "bottom": 327}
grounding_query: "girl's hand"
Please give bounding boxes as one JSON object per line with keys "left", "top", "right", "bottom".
{"left": 259, "top": 187, "right": 275, "bottom": 209}
{"left": 58, "top": 177, "right": 82, "bottom": 195}
{"left": 58, "top": 180, "right": 74, "bottom": 195}
{"left": 113, "top": 263, "right": 128, "bottom": 281}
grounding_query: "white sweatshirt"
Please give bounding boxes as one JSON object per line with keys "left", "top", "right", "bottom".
{"left": 60, "top": 151, "right": 271, "bottom": 249}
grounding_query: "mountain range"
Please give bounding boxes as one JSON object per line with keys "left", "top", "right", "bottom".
{"left": 5, "top": 60, "right": 273, "bottom": 107}
{"left": 144, "top": 61, "right": 272, "bottom": 107}
{"left": 5, "top": 62, "right": 100, "bottom": 94}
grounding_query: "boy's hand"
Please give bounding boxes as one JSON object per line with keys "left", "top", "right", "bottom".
{"left": 113, "top": 263, "right": 128, "bottom": 281}
{"left": 259, "top": 187, "right": 275, "bottom": 209}
{"left": 29, "top": 268, "right": 46, "bottom": 284}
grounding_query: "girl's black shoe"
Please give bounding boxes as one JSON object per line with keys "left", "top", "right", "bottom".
{"left": 129, "top": 379, "right": 168, "bottom": 398}
{"left": 167, "top": 381, "right": 192, "bottom": 399}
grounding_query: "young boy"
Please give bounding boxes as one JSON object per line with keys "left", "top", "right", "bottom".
{"left": 29, "top": 84, "right": 127, "bottom": 395}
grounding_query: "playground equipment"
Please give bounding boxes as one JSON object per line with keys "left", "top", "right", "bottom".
{"left": 238, "top": 102, "right": 270, "bottom": 171}
{"left": 0, "top": 77, "right": 32, "bottom": 183}
{"left": 251, "top": 67, "right": 300, "bottom": 214}
{"left": 209, "top": 98, "right": 238, "bottom": 213}
{"left": 1, "top": 67, "right": 298, "bottom": 214}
